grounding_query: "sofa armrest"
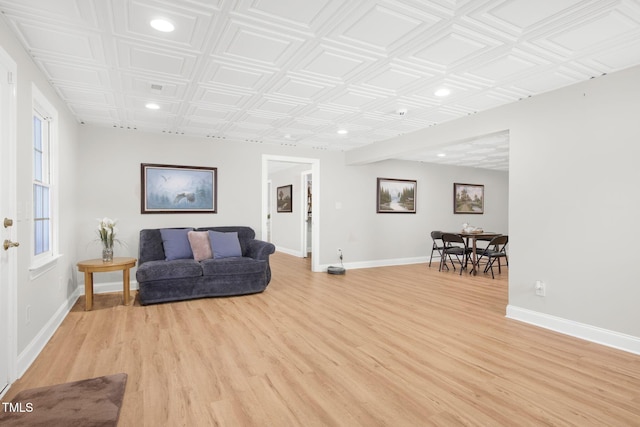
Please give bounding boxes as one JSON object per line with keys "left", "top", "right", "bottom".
{"left": 245, "top": 239, "right": 275, "bottom": 261}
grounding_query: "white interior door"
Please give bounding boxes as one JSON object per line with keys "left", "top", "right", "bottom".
{"left": 0, "top": 48, "right": 17, "bottom": 396}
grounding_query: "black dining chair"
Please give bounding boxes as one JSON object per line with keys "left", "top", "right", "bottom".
{"left": 440, "top": 233, "right": 473, "bottom": 275}
{"left": 475, "top": 235, "right": 509, "bottom": 278}
{"left": 429, "top": 231, "right": 446, "bottom": 268}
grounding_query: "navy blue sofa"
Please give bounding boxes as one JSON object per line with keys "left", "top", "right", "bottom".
{"left": 136, "top": 226, "right": 275, "bottom": 305}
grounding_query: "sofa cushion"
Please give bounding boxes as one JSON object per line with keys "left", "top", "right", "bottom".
{"left": 209, "top": 231, "right": 242, "bottom": 259}
{"left": 160, "top": 228, "right": 194, "bottom": 260}
{"left": 196, "top": 226, "right": 255, "bottom": 254}
{"left": 136, "top": 259, "right": 203, "bottom": 282}
{"left": 201, "top": 257, "right": 267, "bottom": 276}
{"left": 187, "top": 231, "right": 212, "bottom": 261}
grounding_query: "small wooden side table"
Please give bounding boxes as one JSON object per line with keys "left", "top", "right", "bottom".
{"left": 77, "top": 257, "right": 137, "bottom": 311}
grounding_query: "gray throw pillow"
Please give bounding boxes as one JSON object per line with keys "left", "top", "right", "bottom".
{"left": 209, "top": 231, "right": 242, "bottom": 259}
{"left": 160, "top": 228, "right": 194, "bottom": 260}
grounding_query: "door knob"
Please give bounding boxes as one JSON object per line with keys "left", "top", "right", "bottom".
{"left": 3, "top": 218, "right": 13, "bottom": 228}
{"left": 3, "top": 239, "right": 19, "bottom": 251}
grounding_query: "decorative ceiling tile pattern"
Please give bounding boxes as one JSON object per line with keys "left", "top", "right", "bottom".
{"left": 1, "top": 0, "right": 640, "bottom": 170}
{"left": 396, "top": 130, "right": 511, "bottom": 171}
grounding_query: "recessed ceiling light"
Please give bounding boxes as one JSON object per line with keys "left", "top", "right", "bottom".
{"left": 145, "top": 103, "right": 160, "bottom": 110}
{"left": 337, "top": 129, "right": 348, "bottom": 135}
{"left": 150, "top": 19, "right": 175, "bottom": 32}
{"left": 437, "top": 153, "right": 446, "bottom": 157}
{"left": 434, "top": 88, "right": 451, "bottom": 97}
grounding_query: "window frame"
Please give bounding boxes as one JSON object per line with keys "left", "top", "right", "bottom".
{"left": 30, "top": 85, "right": 60, "bottom": 276}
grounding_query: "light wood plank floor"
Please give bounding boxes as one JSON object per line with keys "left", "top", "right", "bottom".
{"left": 4, "top": 253, "right": 640, "bottom": 426}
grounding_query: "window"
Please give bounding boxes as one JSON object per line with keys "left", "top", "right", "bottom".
{"left": 31, "top": 85, "right": 58, "bottom": 273}
{"left": 33, "top": 110, "right": 50, "bottom": 255}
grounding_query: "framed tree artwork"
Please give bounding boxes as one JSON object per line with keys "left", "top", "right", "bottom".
{"left": 377, "top": 178, "right": 416, "bottom": 213}
{"left": 454, "top": 183, "right": 484, "bottom": 214}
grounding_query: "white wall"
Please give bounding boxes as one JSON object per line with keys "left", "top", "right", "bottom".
{"left": 0, "top": 17, "right": 80, "bottom": 365}
{"left": 320, "top": 159, "right": 508, "bottom": 267}
{"left": 508, "top": 66, "right": 640, "bottom": 339}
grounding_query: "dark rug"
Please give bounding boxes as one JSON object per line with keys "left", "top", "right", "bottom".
{"left": 0, "top": 373, "right": 127, "bottom": 427}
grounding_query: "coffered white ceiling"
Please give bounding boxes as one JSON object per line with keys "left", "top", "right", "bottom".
{"left": 2, "top": 0, "right": 640, "bottom": 171}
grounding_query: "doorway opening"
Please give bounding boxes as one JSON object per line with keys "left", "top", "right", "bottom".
{"left": 301, "top": 170, "right": 312, "bottom": 258}
{"left": 262, "top": 155, "right": 320, "bottom": 272}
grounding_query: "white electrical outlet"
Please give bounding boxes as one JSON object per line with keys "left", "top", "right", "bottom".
{"left": 535, "top": 280, "right": 546, "bottom": 296}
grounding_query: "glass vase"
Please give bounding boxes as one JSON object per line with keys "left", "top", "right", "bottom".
{"left": 102, "top": 245, "right": 114, "bottom": 262}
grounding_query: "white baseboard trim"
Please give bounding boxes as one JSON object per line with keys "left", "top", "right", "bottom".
{"left": 17, "top": 288, "right": 81, "bottom": 377}
{"left": 506, "top": 305, "right": 640, "bottom": 356}
{"left": 320, "top": 256, "right": 427, "bottom": 272}
{"left": 276, "top": 247, "right": 304, "bottom": 257}
{"left": 81, "top": 280, "right": 139, "bottom": 295}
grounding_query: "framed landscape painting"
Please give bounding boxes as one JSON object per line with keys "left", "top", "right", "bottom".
{"left": 454, "top": 183, "right": 484, "bottom": 214}
{"left": 141, "top": 163, "right": 217, "bottom": 214}
{"left": 277, "top": 185, "right": 293, "bottom": 213}
{"left": 377, "top": 178, "right": 416, "bottom": 213}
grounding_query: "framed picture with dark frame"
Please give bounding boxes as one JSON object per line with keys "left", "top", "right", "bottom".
{"left": 276, "top": 184, "right": 293, "bottom": 213}
{"left": 141, "top": 163, "right": 217, "bottom": 214}
{"left": 376, "top": 178, "right": 416, "bottom": 213}
{"left": 454, "top": 183, "right": 484, "bottom": 214}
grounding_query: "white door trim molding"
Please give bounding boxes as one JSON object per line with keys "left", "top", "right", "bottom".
{"left": 300, "top": 169, "right": 312, "bottom": 258}
{"left": 262, "top": 155, "right": 321, "bottom": 272}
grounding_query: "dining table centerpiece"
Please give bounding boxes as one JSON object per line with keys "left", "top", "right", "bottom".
{"left": 97, "top": 217, "right": 118, "bottom": 262}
